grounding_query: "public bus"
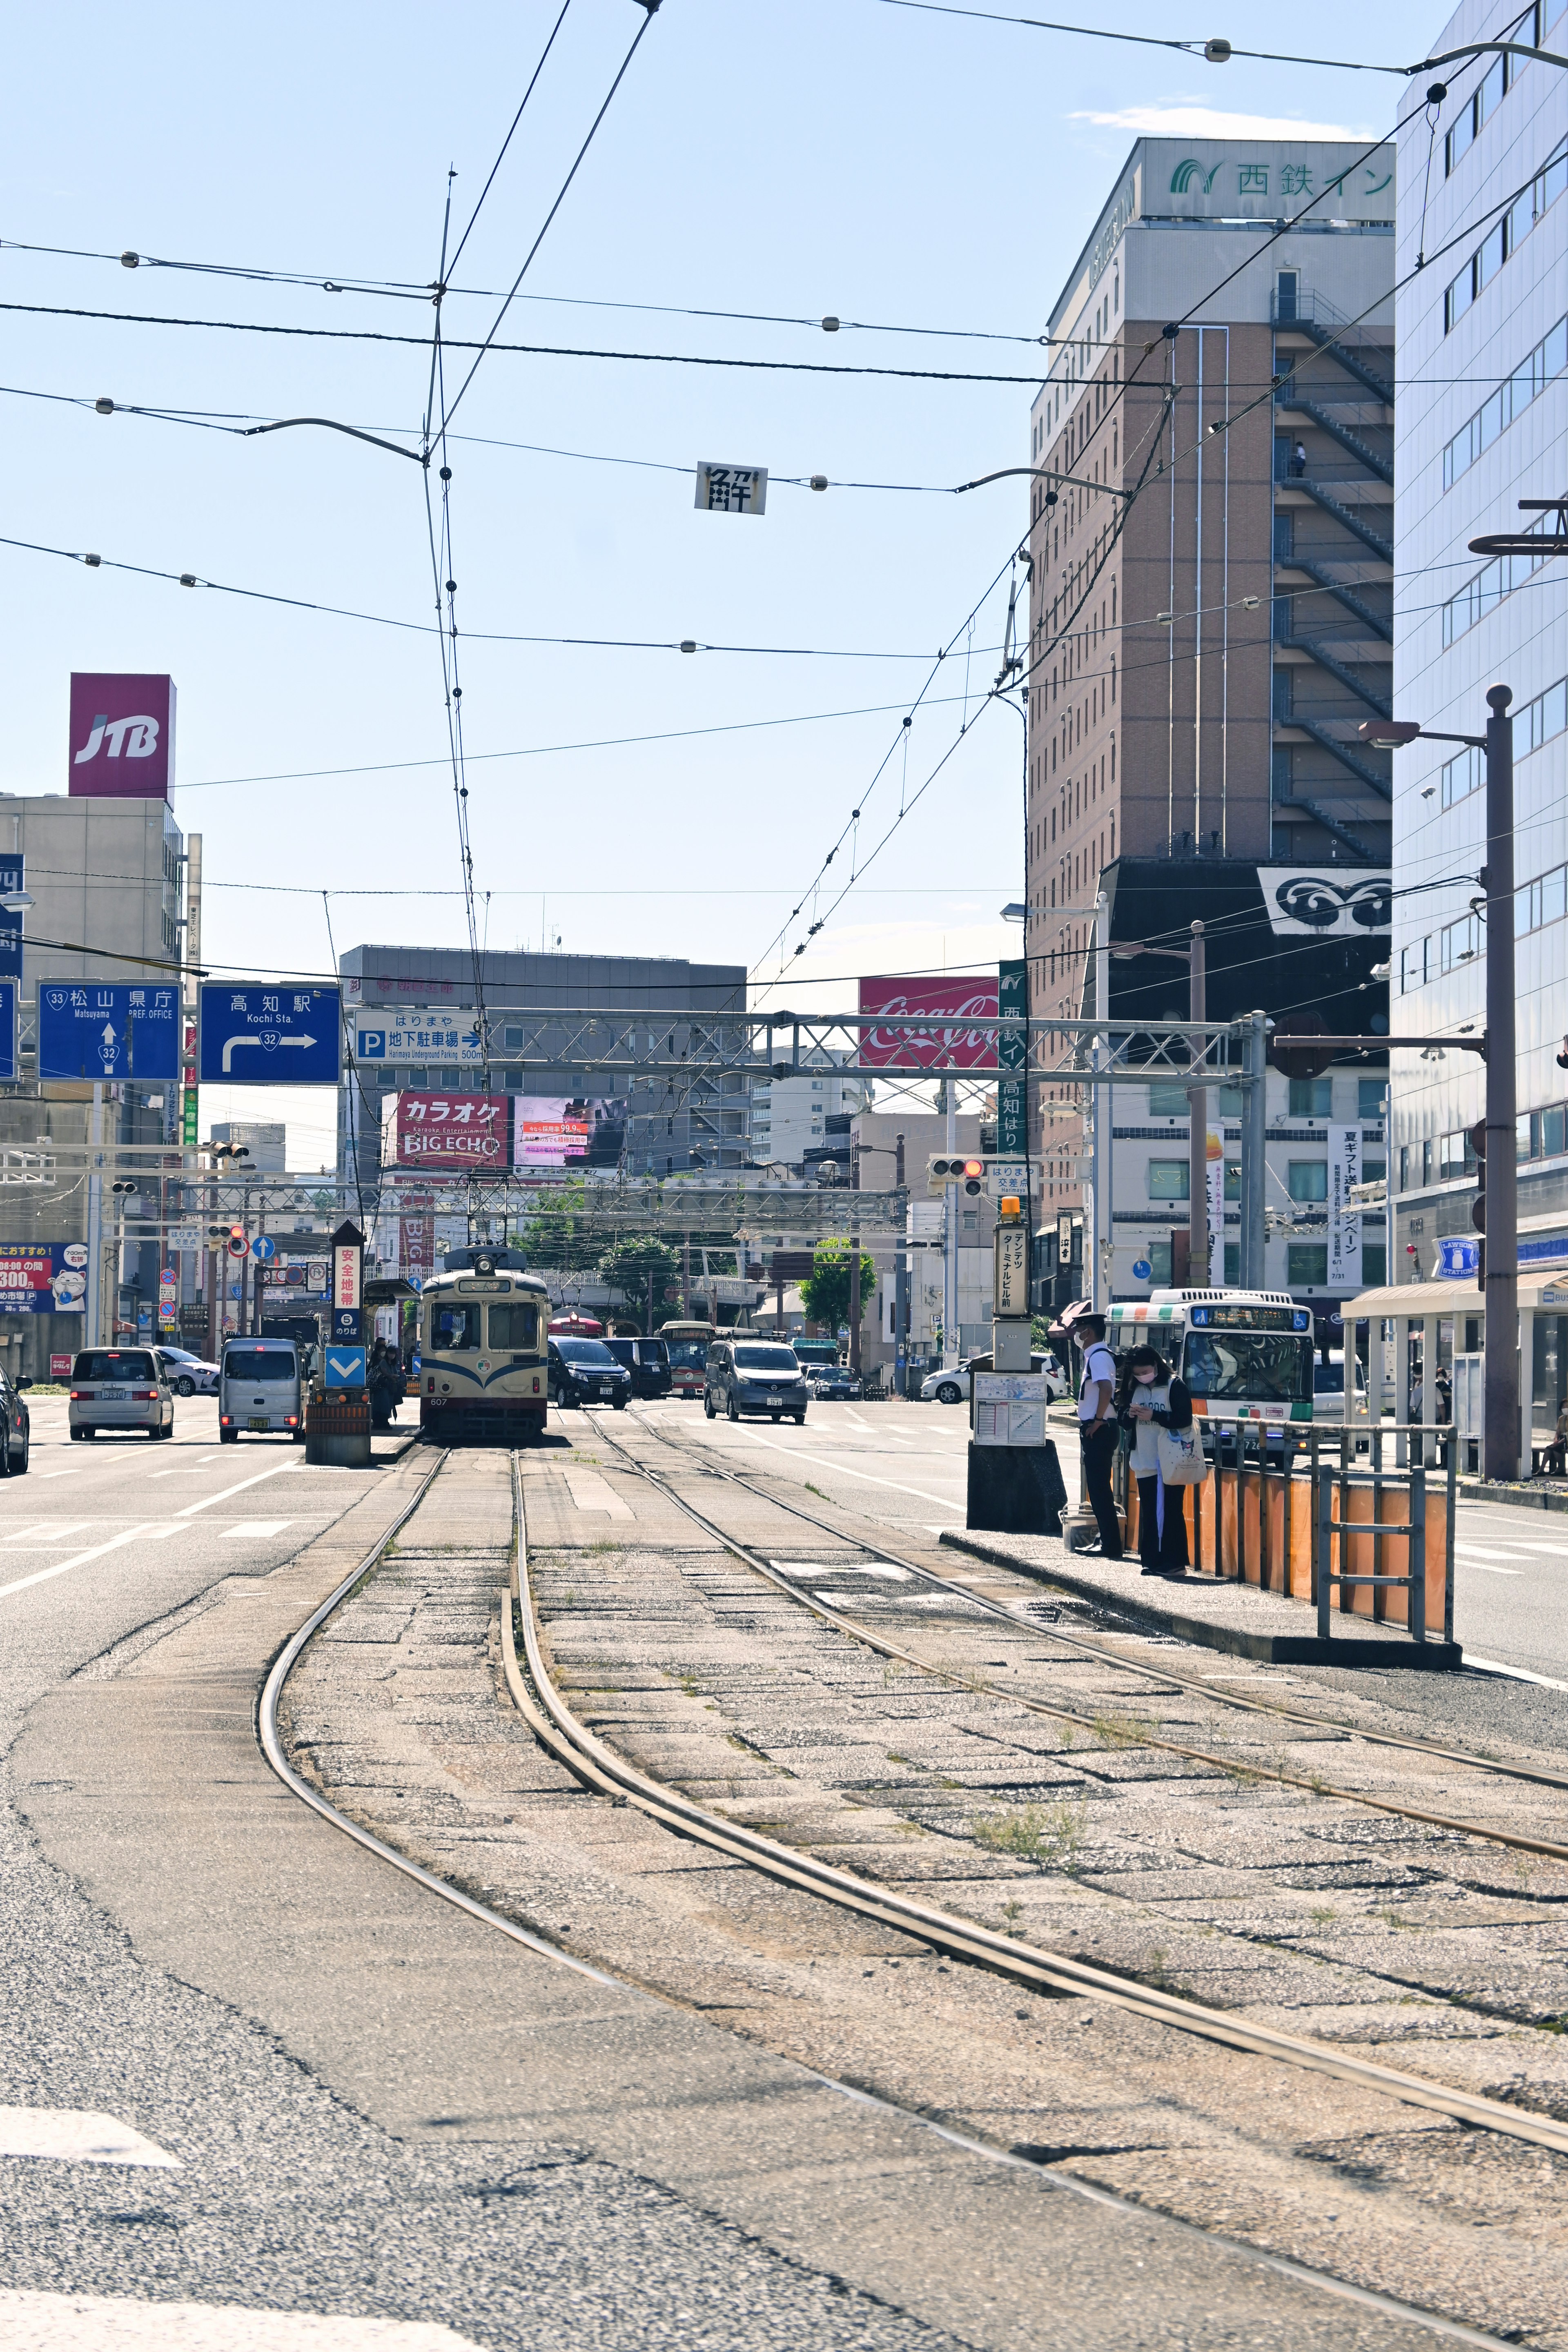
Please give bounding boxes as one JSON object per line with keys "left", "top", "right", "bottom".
{"left": 790, "top": 1339, "right": 841, "bottom": 1375}
{"left": 1108, "top": 1290, "right": 1315, "bottom": 1448}
{"left": 658, "top": 1318, "right": 716, "bottom": 1399}
{"left": 420, "top": 1249, "right": 550, "bottom": 1443}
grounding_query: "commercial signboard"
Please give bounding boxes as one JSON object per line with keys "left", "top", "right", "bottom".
{"left": 513, "top": 1097, "right": 591, "bottom": 1167}
{"left": 0, "top": 1243, "right": 88, "bottom": 1313}
{"left": 198, "top": 984, "right": 341, "bottom": 1085}
{"left": 380, "top": 1091, "right": 508, "bottom": 1170}
{"left": 69, "top": 673, "right": 177, "bottom": 800}
{"left": 333, "top": 1243, "right": 362, "bottom": 1315}
{"left": 997, "top": 959, "right": 1027, "bottom": 1158}
{"left": 1256, "top": 869, "right": 1391, "bottom": 936}
{"left": 858, "top": 975, "right": 999, "bottom": 1070}
{"left": 1328, "top": 1124, "right": 1363, "bottom": 1292}
{"left": 38, "top": 982, "right": 180, "bottom": 1082}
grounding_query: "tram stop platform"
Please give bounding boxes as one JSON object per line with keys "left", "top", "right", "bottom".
{"left": 938, "top": 1529, "right": 1463, "bottom": 1671}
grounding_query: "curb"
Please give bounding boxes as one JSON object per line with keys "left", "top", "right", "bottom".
{"left": 1454, "top": 1479, "right": 1568, "bottom": 1516}
{"left": 938, "top": 1530, "right": 1463, "bottom": 1672}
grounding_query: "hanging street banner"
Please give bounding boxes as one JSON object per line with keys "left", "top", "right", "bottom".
{"left": 997, "top": 959, "right": 1028, "bottom": 1162}
{"left": 39, "top": 982, "right": 180, "bottom": 1082}
{"left": 1328, "top": 1124, "right": 1363, "bottom": 1293}
{"left": 858, "top": 974, "right": 1000, "bottom": 1070}
{"left": 198, "top": 984, "right": 341, "bottom": 1085}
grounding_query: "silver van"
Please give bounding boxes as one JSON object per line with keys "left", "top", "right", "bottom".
{"left": 219, "top": 1338, "right": 303, "bottom": 1443}
{"left": 69, "top": 1347, "right": 174, "bottom": 1441}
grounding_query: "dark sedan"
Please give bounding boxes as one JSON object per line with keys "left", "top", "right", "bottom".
{"left": 811, "top": 1364, "right": 863, "bottom": 1401}
{"left": 547, "top": 1337, "right": 633, "bottom": 1410}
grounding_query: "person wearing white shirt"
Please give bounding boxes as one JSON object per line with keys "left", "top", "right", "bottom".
{"left": 1071, "top": 1314, "right": 1123, "bottom": 1558}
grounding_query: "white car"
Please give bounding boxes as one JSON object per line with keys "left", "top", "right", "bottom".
{"left": 155, "top": 1345, "right": 220, "bottom": 1398}
{"left": 920, "top": 1353, "right": 1067, "bottom": 1406}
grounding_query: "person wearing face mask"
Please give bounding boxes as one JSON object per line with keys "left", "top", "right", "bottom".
{"left": 1117, "top": 1343, "right": 1194, "bottom": 1575}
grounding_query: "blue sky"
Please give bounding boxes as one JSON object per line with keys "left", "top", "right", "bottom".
{"left": 1, "top": 0, "right": 1438, "bottom": 1158}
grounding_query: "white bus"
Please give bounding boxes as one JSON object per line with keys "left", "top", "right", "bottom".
{"left": 1108, "top": 1290, "right": 1316, "bottom": 1445}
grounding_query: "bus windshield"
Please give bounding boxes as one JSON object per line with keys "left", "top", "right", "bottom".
{"left": 1182, "top": 1331, "right": 1312, "bottom": 1405}
{"left": 664, "top": 1337, "right": 710, "bottom": 1372}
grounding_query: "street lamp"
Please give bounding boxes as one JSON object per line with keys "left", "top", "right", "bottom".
{"left": 1359, "top": 684, "right": 1516, "bottom": 1480}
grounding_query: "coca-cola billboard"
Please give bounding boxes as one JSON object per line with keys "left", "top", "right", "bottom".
{"left": 857, "top": 975, "right": 999, "bottom": 1070}
{"left": 380, "top": 1091, "right": 508, "bottom": 1169}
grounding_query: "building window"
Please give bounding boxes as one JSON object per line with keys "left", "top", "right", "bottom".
{"left": 1224, "top": 1243, "right": 1241, "bottom": 1284}
{"left": 1358, "top": 1079, "right": 1387, "bottom": 1120}
{"left": 1287, "top": 1161, "right": 1328, "bottom": 1203}
{"left": 1444, "top": 316, "right": 1568, "bottom": 489}
{"left": 1143, "top": 1237, "right": 1172, "bottom": 1285}
{"left": 1361, "top": 1243, "right": 1388, "bottom": 1286}
{"left": 1438, "top": 1130, "right": 1474, "bottom": 1181}
{"left": 1398, "top": 1144, "right": 1410, "bottom": 1191}
{"left": 1147, "top": 1160, "right": 1190, "bottom": 1199}
{"left": 1148, "top": 1083, "right": 1191, "bottom": 1116}
{"left": 1224, "top": 1161, "right": 1241, "bottom": 1200}
{"left": 1399, "top": 938, "right": 1430, "bottom": 992}
{"left": 1440, "top": 913, "right": 1483, "bottom": 971}
{"left": 1288, "top": 1078, "right": 1332, "bottom": 1117}
{"left": 1287, "top": 1243, "right": 1329, "bottom": 1286}
{"left": 1542, "top": 1105, "right": 1568, "bottom": 1158}
{"left": 1421, "top": 1138, "right": 1433, "bottom": 1185}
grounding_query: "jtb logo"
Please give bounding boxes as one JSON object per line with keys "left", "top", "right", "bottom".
{"left": 74, "top": 713, "right": 160, "bottom": 762}
{"left": 68, "top": 672, "right": 176, "bottom": 800}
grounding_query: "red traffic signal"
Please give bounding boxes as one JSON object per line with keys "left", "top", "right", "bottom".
{"left": 226, "top": 1226, "right": 248, "bottom": 1258}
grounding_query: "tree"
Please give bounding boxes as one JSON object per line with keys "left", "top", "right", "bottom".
{"left": 799, "top": 1239, "right": 878, "bottom": 1335}
{"left": 597, "top": 1234, "right": 680, "bottom": 1313}
{"left": 516, "top": 1185, "right": 598, "bottom": 1273}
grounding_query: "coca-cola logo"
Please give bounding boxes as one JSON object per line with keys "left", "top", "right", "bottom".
{"left": 858, "top": 978, "right": 1000, "bottom": 1069}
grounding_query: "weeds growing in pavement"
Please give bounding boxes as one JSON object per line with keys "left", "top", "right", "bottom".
{"left": 1309, "top": 1905, "right": 1338, "bottom": 1928}
{"left": 586, "top": 1540, "right": 619, "bottom": 1556}
{"left": 804, "top": 1483, "right": 829, "bottom": 1499}
{"left": 1092, "top": 1710, "right": 1154, "bottom": 1751}
{"left": 974, "top": 1800, "right": 1090, "bottom": 1873}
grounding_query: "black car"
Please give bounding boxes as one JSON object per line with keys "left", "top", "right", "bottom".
{"left": 0, "top": 1365, "right": 29, "bottom": 1474}
{"left": 547, "top": 1337, "right": 632, "bottom": 1410}
{"left": 602, "top": 1336, "right": 672, "bottom": 1399}
{"left": 811, "top": 1363, "right": 863, "bottom": 1401}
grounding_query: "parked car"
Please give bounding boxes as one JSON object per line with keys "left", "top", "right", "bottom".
{"left": 155, "top": 1344, "right": 220, "bottom": 1397}
{"left": 0, "top": 1364, "right": 30, "bottom": 1473}
{"left": 704, "top": 1338, "right": 809, "bottom": 1424}
{"left": 69, "top": 1347, "right": 174, "bottom": 1441}
{"left": 547, "top": 1337, "right": 632, "bottom": 1410}
{"left": 920, "top": 1351, "right": 1067, "bottom": 1407}
{"left": 811, "top": 1363, "right": 863, "bottom": 1401}
{"left": 601, "top": 1336, "right": 672, "bottom": 1399}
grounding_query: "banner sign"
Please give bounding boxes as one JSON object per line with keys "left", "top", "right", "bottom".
{"left": 1256, "top": 869, "right": 1392, "bottom": 936}
{"left": 356, "top": 1011, "right": 486, "bottom": 1066}
{"left": 69, "top": 673, "right": 177, "bottom": 800}
{"left": 333, "top": 1243, "right": 362, "bottom": 1314}
{"left": 0, "top": 1242, "right": 88, "bottom": 1313}
{"left": 380, "top": 1091, "right": 508, "bottom": 1170}
{"left": 857, "top": 975, "right": 1000, "bottom": 1070}
{"left": 513, "top": 1096, "right": 592, "bottom": 1167}
{"left": 997, "top": 959, "right": 1027, "bottom": 1158}
{"left": 1206, "top": 1131, "right": 1224, "bottom": 1271}
{"left": 39, "top": 982, "right": 180, "bottom": 1082}
{"left": 1328, "top": 1124, "right": 1363, "bottom": 1292}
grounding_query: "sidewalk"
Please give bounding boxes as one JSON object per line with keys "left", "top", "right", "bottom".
{"left": 939, "top": 1527, "right": 1462, "bottom": 1670}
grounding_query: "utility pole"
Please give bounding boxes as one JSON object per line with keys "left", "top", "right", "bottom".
{"left": 1243, "top": 1011, "right": 1269, "bottom": 1289}
{"left": 1482, "top": 685, "right": 1517, "bottom": 1481}
{"left": 1090, "top": 891, "right": 1109, "bottom": 1311}
{"left": 895, "top": 1129, "right": 906, "bottom": 1395}
{"left": 848, "top": 1135, "right": 861, "bottom": 1374}
{"left": 1187, "top": 921, "right": 1209, "bottom": 1285}
{"left": 943, "top": 1077, "right": 958, "bottom": 1364}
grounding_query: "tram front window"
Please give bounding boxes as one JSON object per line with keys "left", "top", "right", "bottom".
{"left": 1182, "top": 1332, "right": 1312, "bottom": 1405}
{"left": 431, "top": 1303, "right": 482, "bottom": 1351}
{"left": 489, "top": 1303, "right": 539, "bottom": 1350}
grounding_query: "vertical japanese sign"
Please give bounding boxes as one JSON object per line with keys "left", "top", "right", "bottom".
{"left": 1206, "top": 1131, "right": 1225, "bottom": 1276}
{"left": 997, "top": 960, "right": 1027, "bottom": 1154}
{"left": 1328, "top": 1125, "right": 1363, "bottom": 1293}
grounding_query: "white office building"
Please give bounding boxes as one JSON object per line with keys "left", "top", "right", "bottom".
{"left": 1387, "top": 3, "right": 1568, "bottom": 1425}
{"left": 748, "top": 1049, "right": 870, "bottom": 1175}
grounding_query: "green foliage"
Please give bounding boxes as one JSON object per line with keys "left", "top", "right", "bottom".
{"left": 799, "top": 1238, "right": 878, "bottom": 1332}
{"left": 514, "top": 1185, "right": 599, "bottom": 1272}
{"left": 597, "top": 1233, "right": 680, "bottom": 1300}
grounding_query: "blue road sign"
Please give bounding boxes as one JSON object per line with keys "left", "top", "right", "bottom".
{"left": 331, "top": 1307, "right": 362, "bottom": 1344}
{"left": 0, "top": 982, "right": 15, "bottom": 1085}
{"left": 1131, "top": 1258, "right": 1152, "bottom": 1281}
{"left": 199, "top": 984, "right": 341, "bottom": 1085}
{"left": 38, "top": 980, "right": 180, "bottom": 1082}
{"left": 250, "top": 1235, "right": 276, "bottom": 1261}
{"left": 324, "top": 1345, "right": 366, "bottom": 1390}
{"left": 0, "top": 858, "right": 23, "bottom": 983}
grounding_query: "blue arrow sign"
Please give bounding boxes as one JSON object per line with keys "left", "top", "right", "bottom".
{"left": 198, "top": 984, "right": 341, "bottom": 1086}
{"left": 325, "top": 1345, "right": 366, "bottom": 1390}
{"left": 250, "top": 1235, "right": 276, "bottom": 1261}
{"left": 39, "top": 980, "right": 180, "bottom": 1082}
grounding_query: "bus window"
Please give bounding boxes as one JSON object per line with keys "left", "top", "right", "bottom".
{"left": 431, "top": 1303, "right": 482, "bottom": 1350}
{"left": 489, "top": 1301, "right": 539, "bottom": 1350}
{"left": 1182, "top": 1331, "right": 1311, "bottom": 1405}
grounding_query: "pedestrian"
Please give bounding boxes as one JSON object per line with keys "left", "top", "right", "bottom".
{"left": 1547, "top": 1397, "right": 1568, "bottom": 1479}
{"left": 1071, "top": 1314, "right": 1123, "bottom": 1558}
{"left": 1408, "top": 1372, "right": 1424, "bottom": 1428}
{"left": 370, "top": 1348, "right": 401, "bottom": 1430}
{"left": 1290, "top": 438, "right": 1307, "bottom": 477}
{"left": 1117, "top": 1345, "right": 1195, "bottom": 1575}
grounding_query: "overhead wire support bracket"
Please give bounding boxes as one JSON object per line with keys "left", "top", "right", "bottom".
{"left": 240, "top": 417, "right": 427, "bottom": 463}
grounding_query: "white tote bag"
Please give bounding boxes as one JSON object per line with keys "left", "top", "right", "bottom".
{"left": 1155, "top": 1420, "right": 1207, "bottom": 1485}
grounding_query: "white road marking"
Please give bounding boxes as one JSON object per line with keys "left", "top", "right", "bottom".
{"left": 1454, "top": 1545, "right": 1531, "bottom": 1563}
{"left": 0, "top": 1525, "right": 182, "bottom": 1603}
{"left": 1466, "top": 1654, "right": 1568, "bottom": 1691}
{"left": 218, "top": 1520, "right": 293, "bottom": 1539}
{"left": 0, "top": 1523, "right": 92, "bottom": 1545}
{"left": 841, "top": 1408, "right": 872, "bottom": 1430}
{"left": 0, "top": 2291, "right": 483, "bottom": 2348}
{"left": 771, "top": 1559, "right": 911, "bottom": 1581}
{"left": 732, "top": 1430, "right": 962, "bottom": 1510}
{"left": 0, "top": 2107, "right": 179, "bottom": 2167}
{"left": 175, "top": 1459, "right": 304, "bottom": 1517}
{"left": 562, "top": 1471, "right": 633, "bottom": 1519}
{"left": 1455, "top": 1560, "right": 1521, "bottom": 1577}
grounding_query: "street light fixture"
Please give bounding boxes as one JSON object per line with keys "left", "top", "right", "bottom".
{"left": 1358, "top": 684, "right": 1517, "bottom": 1481}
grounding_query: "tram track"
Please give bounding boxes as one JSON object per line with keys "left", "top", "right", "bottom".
{"left": 513, "top": 1426, "right": 1568, "bottom": 2159}
{"left": 608, "top": 1403, "right": 1568, "bottom": 1846}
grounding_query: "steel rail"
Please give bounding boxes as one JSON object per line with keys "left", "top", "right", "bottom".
{"left": 517, "top": 1439, "right": 1568, "bottom": 2156}
{"left": 625, "top": 1405, "right": 1568, "bottom": 1800}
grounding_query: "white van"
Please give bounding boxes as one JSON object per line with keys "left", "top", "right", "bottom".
{"left": 218, "top": 1338, "right": 303, "bottom": 1443}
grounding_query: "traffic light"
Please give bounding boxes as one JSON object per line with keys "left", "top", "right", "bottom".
{"left": 226, "top": 1225, "right": 248, "bottom": 1259}
{"left": 927, "top": 1154, "right": 993, "bottom": 1196}
{"left": 1469, "top": 1118, "right": 1486, "bottom": 1290}
{"left": 1557, "top": 1036, "right": 1568, "bottom": 1072}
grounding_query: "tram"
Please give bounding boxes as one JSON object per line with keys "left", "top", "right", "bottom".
{"left": 658, "top": 1317, "right": 716, "bottom": 1400}
{"left": 419, "top": 1247, "right": 550, "bottom": 1444}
